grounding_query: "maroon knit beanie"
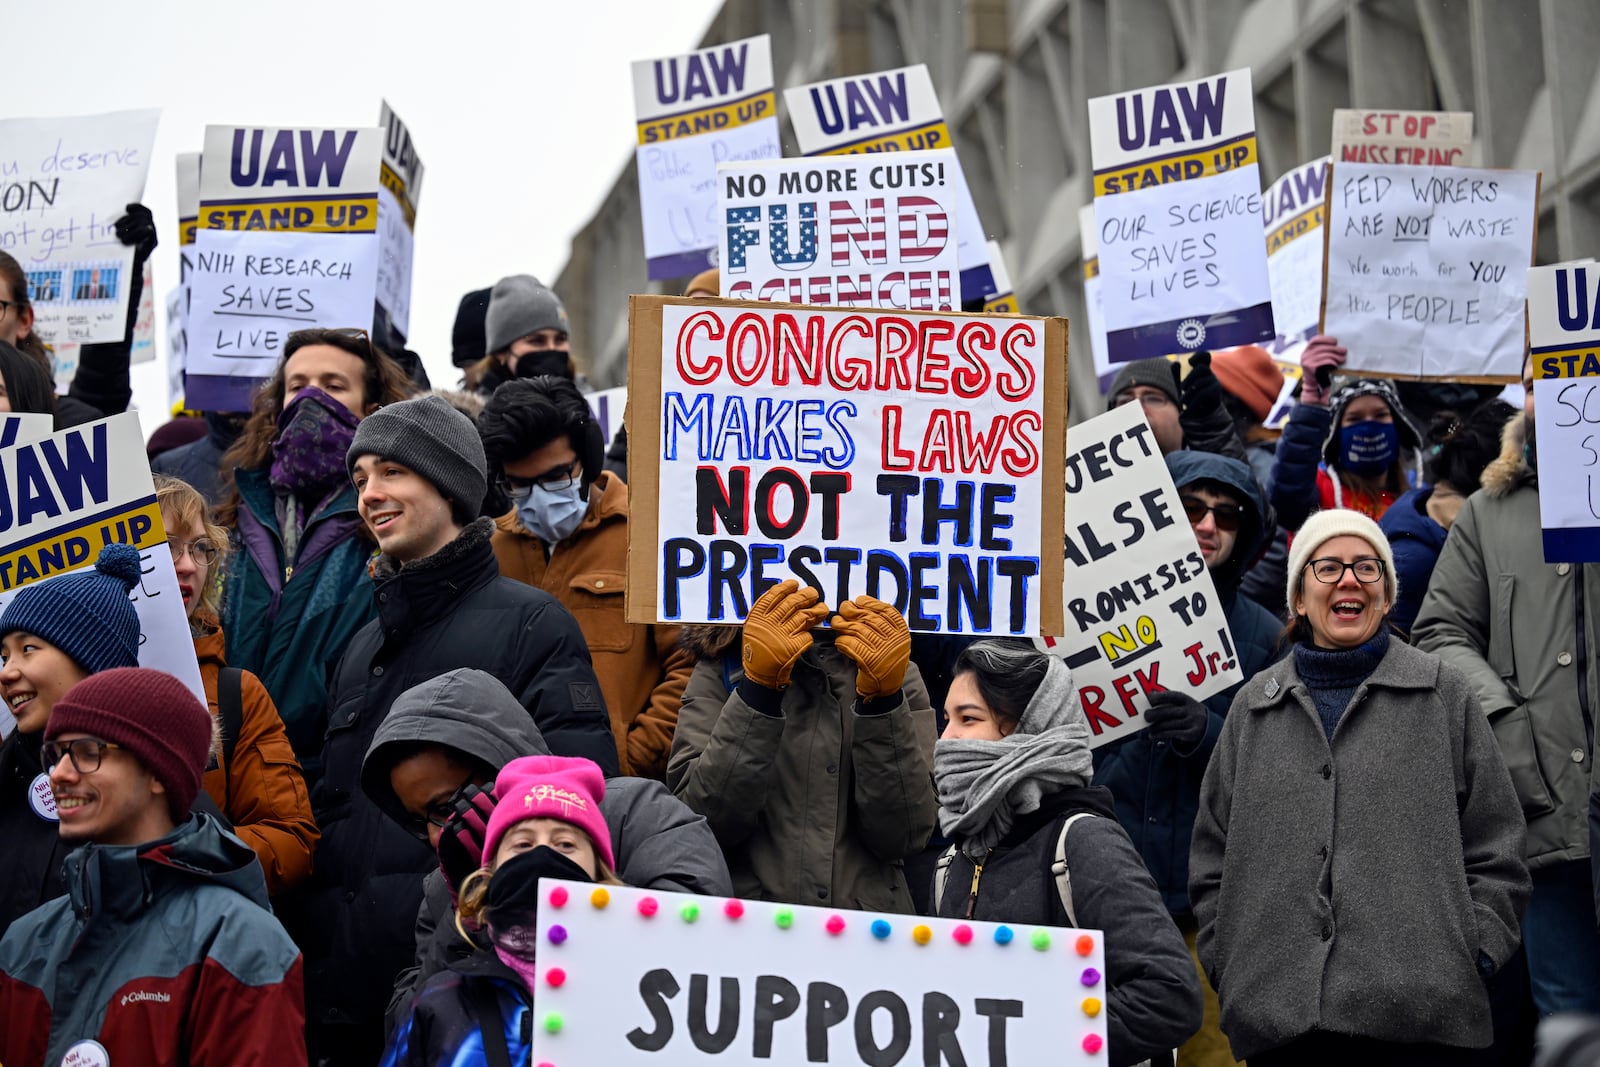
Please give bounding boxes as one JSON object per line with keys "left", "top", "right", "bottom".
{"left": 46, "top": 668, "right": 213, "bottom": 822}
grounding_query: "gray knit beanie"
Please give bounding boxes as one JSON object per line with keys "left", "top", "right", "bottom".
{"left": 485, "top": 275, "right": 569, "bottom": 355}
{"left": 1108, "top": 357, "right": 1180, "bottom": 405}
{"left": 346, "top": 395, "right": 488, "bottom": 524}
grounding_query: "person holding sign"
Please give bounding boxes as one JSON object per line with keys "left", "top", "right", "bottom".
{"left": 670, "top": 580, "right": 936, "bottom": 913}
{"left": 1192, "top": 509, "right": 1529, "bottom": 1064}
{"left": 932, "top": 641, "right": 1202, "bottom": 1064}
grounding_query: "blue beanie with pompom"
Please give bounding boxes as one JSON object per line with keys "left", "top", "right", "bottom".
{"left": 0, "top": 543, "right": 143, "bottom": 674}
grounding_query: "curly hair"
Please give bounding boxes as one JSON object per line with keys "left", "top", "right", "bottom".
{"left": 155, "top": 475, "right": 230, "bottom": 619}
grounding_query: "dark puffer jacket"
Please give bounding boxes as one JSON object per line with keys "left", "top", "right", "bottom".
{"left": 0, "top": 732, "right": 70, "bottom": 941}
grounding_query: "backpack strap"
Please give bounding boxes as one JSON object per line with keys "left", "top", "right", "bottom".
{"left": 933, "top": 844, "right": 957, "bottom": 910}
{"left": 468, "top": 982, "right": 515, "bottom": 1067}
{"left": 217, "top": 667, "right": 245, "bottom": 805}
{"left": 1051, "top": 812, "right": 1099, "bottom": 928}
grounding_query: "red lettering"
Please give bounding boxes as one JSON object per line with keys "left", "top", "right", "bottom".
{"left": 675, "top": 310, "right": 724, "bottom": 385}
{"left": 1078, "top": 685, "right": 1123, "bottom": 735}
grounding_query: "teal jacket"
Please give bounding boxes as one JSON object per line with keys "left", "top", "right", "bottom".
{"left": 222, "top": 467, "right": 376, "bottom": 771}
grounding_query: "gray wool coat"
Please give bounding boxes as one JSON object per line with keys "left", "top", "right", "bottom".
{"left": 1190, "top": 638, "right": 1529, "bottom": 1059}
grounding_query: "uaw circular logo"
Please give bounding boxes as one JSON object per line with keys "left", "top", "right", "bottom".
{"left": 1176, "top": 319, "right": 1207, "bottom": 349}
{"left": 61, "top": 1039, "right": 110, "bottom": 1067}
{"left": 29, "top": 773, "right": 58, "bottom": 822}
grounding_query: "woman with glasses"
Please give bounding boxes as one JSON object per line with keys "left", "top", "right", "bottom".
{"left": 1190, "top": 509, "right": 1530, "bottom": 1066}
{"left": 157, "top": 475, "right": 318, "bottom": 896}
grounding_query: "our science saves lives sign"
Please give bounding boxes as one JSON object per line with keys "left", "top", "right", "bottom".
{"left": 626, "top": 296, "right": 1067, "bottom": 637}
{"left": 1088, "top": 69, "right": 1274, "bottom": 363}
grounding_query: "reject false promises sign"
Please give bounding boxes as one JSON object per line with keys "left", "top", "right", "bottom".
{"left": 635, "top": 34, "right": 781, "bottom": 280}
{"left": 1038, "top": 403, "right": 1241, "bottom": 746}
{"left": 1333, "top": 109, "right": 1474, "bottom": 167}
{"left": 529, "top": 879, "right": 1111, "bottom": 1067}
{"left": 187, "top": 125, "right": 383, "bottom": 411}
{"left": 1262, "top": 157, "right": 1330, "bottom": 362}
{"left": 718, "top": 153, "right": 963, "bottom": 312}
{"left": 626, "top": 296, "right": 1067, "bottom": 637}
{"left": 1321, "top": 163, "right": 1538, "bottom": 379}
{"left": 1528, "top": 264, "right": 1600, "bottom": 561}
{"left": 786, "top": 65, "right": 995, "bottom": 303}
{"left": 376, "top": 101, "right": 423, "bottom": 340}
{"left": 1088, "top": 69, "right": 1274, "bottom": 362}
{"left": 0, "top": 110, "right": 160, "bottom": 345}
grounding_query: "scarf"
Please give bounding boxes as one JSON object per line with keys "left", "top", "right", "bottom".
{"left": 268, "top": 387, "right": 359, "bottom": 503}
{"left": 935, "top": 658, "right": 1095, "bottom": 860}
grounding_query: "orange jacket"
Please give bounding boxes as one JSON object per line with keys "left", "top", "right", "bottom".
{"left": 491, "top": 472, "right": 693, "bottom": 778}
{"left": 195, "top": 625, "right": 319, "bottom": 895}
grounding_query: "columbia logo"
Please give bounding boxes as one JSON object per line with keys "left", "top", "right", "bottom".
{"left": 120, "top": 990, "right": 172, "bottom": 1007}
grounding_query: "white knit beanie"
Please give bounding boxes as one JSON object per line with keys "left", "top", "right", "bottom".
{"left": 1286, "top": 508, "right": 1398, "bottom": 613}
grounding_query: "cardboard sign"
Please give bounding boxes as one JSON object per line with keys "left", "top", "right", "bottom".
{"left": 1332, "top": 109, "right": 1474, "bottom": 167}
{"left": 785, "top": 65, "right": 995, "bottom": 303}
{"left": 1321, "top": 163, "right": 1538, "bottom": 379}
{"left": 717, "top": 153, "right": 962, "bottom": 312}
{"left": 1038, "top": 403, "right": 1241, "bottom": 745}
{"left": 980, "top": 241, "right": 1016, "bottom": 315}
{"left": 1262, "top": 157, "right": 1329, "bottom": 364}
{"left": 1088, "top": 69, "right": 1274, "bottom": 362}
{"left": 2, "top": 110, "right": 160, "bottom": 345}
{"left": 187, "top": 125, "right": 383, "bottom": 411}
{"left": 1528, "top": 264, "right": 1600, "bottom": 560}
{"left": 634, "top": 35, "right": 781, "bottom": 280}
{"left": 376, "top": 101, "right": 423, "bottom": 340}
{"left": 529, "top": 878, "right": 1111, "bottom": 1067}
{"left": 626, "top": 296, "right": 1067, "bottom": 636}
{"left": 1078, "top": 205, "right": 1113, "bottom": 390}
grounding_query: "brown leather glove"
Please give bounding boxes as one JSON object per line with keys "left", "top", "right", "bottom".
{"left": 741, "top": 580, "right": 831, "bottom": 689}
{"left": 831, "top": 595, "right": 912, "bottom": 700}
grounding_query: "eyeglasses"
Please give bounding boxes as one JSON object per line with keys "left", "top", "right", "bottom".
{"left": 402, "top": 780, "right": 473, "bottom": 842}
{"left": 1306, "top": 557, "right": 1386, "bottom": 584}
{"left": 0, "top": 299, "right": 17, "bottom": 321}
{"left": 507, "top": 459, "right": 581, "bottom": 496}
{"left": 42, "top": 738, "right": 125, "bottom": 775}
{"left": 1115, "top": 388, "right": 1175, "bottom": 411}
{"left": 1180, "top": 496, "right": 1243, "bottom": 532}
{"left": 168, "top": 538, "right": 219, "bottom": 566}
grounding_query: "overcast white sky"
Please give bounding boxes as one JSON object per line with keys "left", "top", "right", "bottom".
{"left": 11, "top": 0, "right": 721, "bottom": 434}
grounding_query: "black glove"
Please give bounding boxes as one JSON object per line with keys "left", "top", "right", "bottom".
{"left": 435, "top": 783, "right": 498, "bottom": 901}
{"left": 113, "top": 202, "right": 158, "bottom": 264}
{"left": 1178, "top": 351, "right": 1223, "bottom": 415}
{"left": 1144, "top": 690, "right": 1208, "bottom": 749}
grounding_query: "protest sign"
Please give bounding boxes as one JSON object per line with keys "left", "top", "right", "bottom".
{"left": 718, "top": 153, "right": 962, "bottom": 312}
{"left": 186, "top": 125, "right": 383, "bottom": 411}
{"left": 588, "top": 386, "right": 627, "bottom": 445}
{"left": 1038, "top": 402, "right": 1241, "bottom": 746}
{"left": 1262, "top": 157, "right": 1329, "bottom": 363}
{"left": 981, "top": 240, "right": 1016, "bottom": 314}
{"left": 376, "top": 101, "right": 423, "bottom": 340}
{"left": 168, "top": 152, "right": 201, "bottom": 401}
{"left": 1321, "top": 163, "right": 1538, "bottom": 379}
{"left": 634, "top": 35, "right": 781, "bottom": 280}
{"left": 45, "top": 259, "right": 156, "bottom": 395}
{"left": 1, "top": 110, "right": 160, "bottom": 345}
{"left": 1333, "top": 109, "right": 1474, "bottom": 166}
{"left": 529, "top": 878, "right": 1110, "bottom": 1067}
{"left": 627, "top": 296, "right": 1066, "bottom": 636}
{"left": 786, "top": 65, "right": 995, "bottom": 303}
{"left": 1088, "top": 69, "right": 1274, "bottom": 363}
{"left": 1528, "top": 263, "right": 1600, "bottom": 560}
{"left": 1078, "top": 205, "right": 1113, "bottom": 390}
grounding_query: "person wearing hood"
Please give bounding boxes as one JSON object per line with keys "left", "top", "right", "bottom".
{"left": 1415, "top": 356, "right": 1600, "bottom": 1017}
{"left": 1210, "top": 344, "right": 1292, "bottom": 616}
{"left": 1092, "top": 450, "right": 1281, "bottom": 1066}
{"left": 1269, "top": 336, "right": 1423, "bottom": 530}
{"left": 359, "top": 668, "right": 732, "bottom": 1034}
{"left": 932, "top": 640, "right": 1202, "bottom": 1064}
{"left": 152, "top": 409, "right": 249, "bottom": 506}
{"left": 0, "top": 668, "right": 306, "bottom": 1067}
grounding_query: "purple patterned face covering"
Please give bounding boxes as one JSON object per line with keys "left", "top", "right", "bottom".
{"left": 269, "top": 386, "right": 360, "bottom": 499}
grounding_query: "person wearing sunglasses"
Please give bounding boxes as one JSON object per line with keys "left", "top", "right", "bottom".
{"left": 156, "top": 476, "right": 318, "bottom": 897}
{"left": 1191, "top": 508, "right": 1529, "bottom": 1065}
{"left": 1093, "top": 450, "right": 1281, "bottom": 1067}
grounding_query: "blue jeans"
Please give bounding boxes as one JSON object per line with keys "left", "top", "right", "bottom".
{"left": 1523, "top": 859, "right": 1600, "bottom": 1015}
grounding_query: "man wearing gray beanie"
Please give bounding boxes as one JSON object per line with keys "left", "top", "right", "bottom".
{"left": 479, "top": 274, "right": 573, "bottom": 394}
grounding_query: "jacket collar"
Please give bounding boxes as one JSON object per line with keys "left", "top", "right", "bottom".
{"left": 1481, "top": 412, "right": 1533, "bottom": 498}
{"left": 371, "top": 516, "right": 500, "bottom": 628}
{"left": 1252, "top": 635, "right": 1437, "bottom": 711}
{"left": 63, "top": 813, "right": 270, "bottom": 923}
{"left": 234, "top": 465, "right": 361, "bottom": 536}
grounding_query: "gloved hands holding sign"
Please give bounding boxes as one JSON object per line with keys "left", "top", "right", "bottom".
{"left": 113, "top": 203, "right": 159, "bottom": 265}
{"left": 831, "top": 595, "right": 912, "bottom": 701}
{"left": 741, "top": 579, "right": 831, "bottom": 690}
{"left": 1298, "top": 335, "right": 1348, "bottom": 406}
{"left": 1144, "top": 690, "right": 1209, "bottom": 750}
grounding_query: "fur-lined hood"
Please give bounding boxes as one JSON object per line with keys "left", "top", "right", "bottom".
{"left": 681, "top": 623, "right": 743, "bottom": 661}
{"left": 1480, "top": 412, "right": 1533, "bottom": 499}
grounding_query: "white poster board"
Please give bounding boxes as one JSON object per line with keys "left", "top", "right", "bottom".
{"left": 717, "top": 152, "right": 961, "bottom": 312}
{"left": 1262, "top": 157, "right": 1329, "bottom": 364}
{"left": 1528, "top": 264, "right": 1600, "bottom": 561}
{"left": 530, "top": 878, "right": 1111, "bottom": 1067}
{"left": 1078, "top": 204, "right": 1113, "bottom": 389}
{"left": 634, "top": 34, "right": 781, "bottom": 280}
{"left": 1321, "top": 163, "right": 1538, "bottom": 379}
{"left": 1333, "top": 109, "right": 1474, "bottom": 167}
{"left": 785, "top": 64, "right": 995, "bottom": 303}
{"left": 1039, "top": 403, "right": 1240, "bottom": 745}
{"left": 376, "top": 100, "right": 423, "bottom": 340}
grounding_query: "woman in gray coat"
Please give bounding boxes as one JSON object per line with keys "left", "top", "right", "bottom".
{"left": 1190, "top": 509, "right": 1529, "bottom": 1066}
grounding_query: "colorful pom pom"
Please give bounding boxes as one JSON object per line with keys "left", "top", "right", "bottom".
{"left": 542, "top": 1012, "right": 564, "bottom": 1034}
{"left": 589, "top": 887, "right": 609, "bottom": 908}
{"left": 637, "top": 896, "right": 659, "bottom": 918}
{"left": 1030, "top": 929, "right": 1051, "bottom": 951}
{"left": 1080, "top": 967, "right": 1102, "bottom": 987}
{"left": 545, "top": 967, "right": 567, "bottom": 988}
{"left": 952, "top": 924, "right": 974, "bottom": 945}
{"left": 775, "top": 907, "right": 795, "bottom": 929}
{"left": 994, "top": 925, "right": 1014, "bottom": 945}
{"left": 871, "top": 919, "right": 892, "bottom": 940}
{"left": 1082, "top": 1033, "right": 1104, "bottom": 1054}
{"left": 723, "top": 899, "right": 745, "bottom": 920}
{"left": 548, "top": 885, "right": 569, "bottom": 908}
{"left": 1075, "top": 933, "right": 1095, "bottom": 957}
{"left": 825, "top": 915, "right": 847, "bottom": 936}
{"left": 681, "top": 902, "right": 701, "bottom": 923}
{"left": 912, "top": 924, "right": 932, "bottom": 945}
{"left": 547, "top": 924, "right": 568, "bottom": 945}
{"left": 1081, "top": 996, "right": 1102, "bottom": 1017}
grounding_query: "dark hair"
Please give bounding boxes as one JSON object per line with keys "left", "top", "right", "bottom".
{"left": 0, "top": 341, "right": 57, "bottom": 417}
{"left": 478, "top": 375, "right": 599, "bottom": 486}
{"left": 0, "top": 253, "right": 51, "bottom": 369}
{"left": 1424, "top": 398, "right": 1515, "bottom": 494}
{"left": 951, "top": 639, "right": 1050, "bottom": 731}
{"left": 214, "top": 328, "right": 414, "bottom": 529}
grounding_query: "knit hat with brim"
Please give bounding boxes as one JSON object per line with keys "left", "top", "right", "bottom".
{"left": 1321, "top": 378, "right": 1423, "bottom": 466}
{"left": 1286, "top": 508, "right": 1398, "bottom": 612}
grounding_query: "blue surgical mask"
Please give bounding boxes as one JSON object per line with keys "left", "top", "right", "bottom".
{"left": 515, "top": 482, "right": 587, "bottom": 544}
{"left": 1339, "top": 421, "right": 1399, "bottom": 476}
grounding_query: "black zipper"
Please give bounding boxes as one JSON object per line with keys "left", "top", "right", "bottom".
{"left": 1576, "top": 567, "right": 1594, "bottom": 759}
{"left": 963, "top": 850, "right": 990, "bottom": 920}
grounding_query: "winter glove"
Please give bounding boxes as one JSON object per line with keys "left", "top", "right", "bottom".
{"left": 1178, "top": 351, "right": 1223, "bottom": 414}
{"left": 113, "top": 202, "right": 158, "bottom": 265}
{"left": 1298, "top": 335, "right": 1348, "bottom": 406}
{"left": 436, "top": 783, "right": 498, "bottom": 901}
{"left": 1144, "top": 690, "right": 1208, "bottom": 749}
{"left": 832, "top": 595, "right": 912, "bottom": 700}
{"left": 1175, "top": 351, "right": 1248, "bottom": 460}
{"left": 742, "top": 579, "right": 831, "bottom": 689}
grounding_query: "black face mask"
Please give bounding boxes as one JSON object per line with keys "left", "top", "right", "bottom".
{"left": 511, "top": 350, "right": 571, "bottom": 380}
{"left": 484, "top": 845, "right": 594, "bottom": 959}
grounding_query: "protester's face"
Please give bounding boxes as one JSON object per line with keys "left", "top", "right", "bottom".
{"left": 0, "top": 633, "right": 89, "bottom": 735}
{"left": 1181, "top": 485, "right": 1242, "bottom": 570}
{"left": 353, "top": 455, "right": 459, "bottom": 562}
{"left": 389, "top": 747, "right": 484, "bottom": 848}
{"left": 47, "top": 731, "right": 168, "bottom": 846}
{"left": 164, "top": 512, "right": 212, "bottom": 619}
{"left": 1112, "top": 386, "right": 1182, "bottom": 455}
{"left": 506, "top": 331, "right": 571, "bottom": 378}
{"left": 502, "top": 436, "right": 581, "bottom": 494}
{"left": 493, "top": 817, "right": 599, "bottom": 878}
{"left": 0, "top": 276, "right": 32, "bottom": 346}
{"left": 1294, "top": 535, "right": 1391, "bottom": 649}
{"left": 1339, "top": 394, "right": 1393, "bottom": 428}
{"left": 282, "top": 344, "right": 369, "bottom": 418}
{"left": 1523, "top": 355, "right": 1535, "bottom": 424}
{"left": 940, "top": 672, "right": 1014, "bottom": 741}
